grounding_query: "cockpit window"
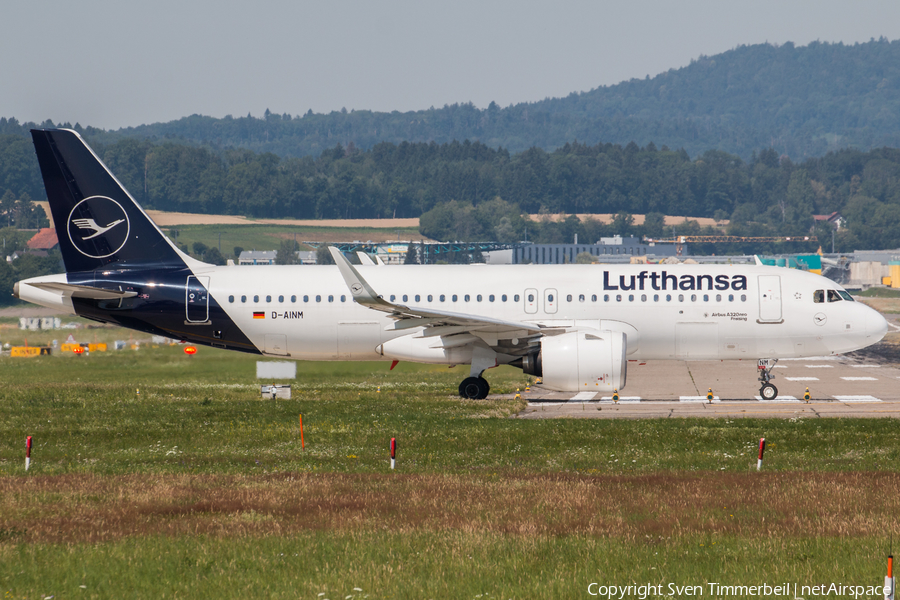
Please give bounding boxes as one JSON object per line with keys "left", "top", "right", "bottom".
{"left": 827, "top": 290, "right": 842, "bottom": 302}
{"left": 838, "top": 290, "right": 854, "bottom": 301}
{"left": 813, "top": 290, "right": 824, "bottom": 303}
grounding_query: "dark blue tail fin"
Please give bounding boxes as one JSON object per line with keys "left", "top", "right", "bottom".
{"left": 31, "top": 128, "right": 187, "bottom": 273}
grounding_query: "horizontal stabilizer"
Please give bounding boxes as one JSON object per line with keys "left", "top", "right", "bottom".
{"left": 26, "top": 281, "right": 138, "bottom": 300}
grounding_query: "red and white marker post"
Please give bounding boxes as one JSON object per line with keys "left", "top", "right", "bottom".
{"left": 757, "top": 438, "right": 766, "bottom": 471}
{"left": 298, "top": 414, "right": 305, "bottom": 451}
{"left": 25, "top": 436, "right": 32, "bottom": 471}
{"left": 886, "top": 554, "right": 894, "bottom": 600}
{"left": 390, "top": 437, "right": 397, "bottom": 470}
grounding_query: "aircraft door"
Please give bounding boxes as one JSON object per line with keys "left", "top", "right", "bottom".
{"left": 757, "top": 275, "right": 783, "bottom": 323}
{"left": 544, "top": 289, "right": 558, "bottom": 314}
{"left": 524, "top": 288, "right": 538, "bottom": 314}
{"left": 186, "top": 276, "right": 209, "bottom": 323}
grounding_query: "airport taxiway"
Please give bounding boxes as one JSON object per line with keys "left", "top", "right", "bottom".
{"left": 512, "top": 347, "right": 900, "bottom": 419}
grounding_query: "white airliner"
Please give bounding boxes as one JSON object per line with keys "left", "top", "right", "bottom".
{"left": 15, "top": 129, "right": 889, "bottom": 400}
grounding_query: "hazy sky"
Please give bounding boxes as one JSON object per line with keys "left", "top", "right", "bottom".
{"left": 4, "top": 0, "right": 900, "bottom": 130}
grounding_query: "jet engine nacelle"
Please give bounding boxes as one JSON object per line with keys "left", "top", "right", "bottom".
{"left": 539, "top": 330, "right": 627, "bottom": 392}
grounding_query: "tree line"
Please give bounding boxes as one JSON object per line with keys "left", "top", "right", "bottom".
{"left": 3, "top": 126, "right": 900, "bottom": 251}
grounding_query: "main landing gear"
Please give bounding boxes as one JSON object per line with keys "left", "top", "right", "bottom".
{"left": 758, "top": 358, "right": 779, "bottom": 400}
{"left": 459, "top": 376, "right": 490, "bottom": 399}
{"left": 458, "top": 346, "right": 497, "bottom": 400}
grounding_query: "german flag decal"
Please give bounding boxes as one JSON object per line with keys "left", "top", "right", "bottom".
{"left": 253, "top": 312, "right": 265, "bottom": 319}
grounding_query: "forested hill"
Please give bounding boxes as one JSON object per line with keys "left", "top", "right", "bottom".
{"left": 8, "top": 38, "right": 898, "bottom": 161}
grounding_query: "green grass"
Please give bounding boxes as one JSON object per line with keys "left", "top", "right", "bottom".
{"left": 2, "top": 344, "right": 900, "bottom": 476}
{"left": 2, "top": 329, "right": 900, "bottom": 597}
{"left": 1, "top": 534, "right": 892, "bottom": 598}
{"left": 854, "top": 287, "right": 900, "bottom": 298}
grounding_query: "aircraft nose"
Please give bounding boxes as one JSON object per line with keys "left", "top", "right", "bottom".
{"left": 866, "top": 307, "right": 889, "bottom": 343}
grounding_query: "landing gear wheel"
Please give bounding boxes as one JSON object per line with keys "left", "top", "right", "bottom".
{"left": 760, "top": 383, "right": 778, "bottom": 400}
{"left": 459, "top": 376, "right": 490, "bottom": 399}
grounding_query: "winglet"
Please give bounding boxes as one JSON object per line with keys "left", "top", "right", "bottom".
{"left": 753, "top": 255, "right": 763, "bottom": 266}
{"left": 328, "top": 247, "right": 394, "bottom": 310}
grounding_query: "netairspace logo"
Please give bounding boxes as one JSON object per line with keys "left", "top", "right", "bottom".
{"left": 586, "top": 581, "right": 887, "bottom": 599}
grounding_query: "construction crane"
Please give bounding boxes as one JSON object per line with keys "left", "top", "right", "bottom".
{"left": 644, "top": 235, "right": 818, "bottom": 256}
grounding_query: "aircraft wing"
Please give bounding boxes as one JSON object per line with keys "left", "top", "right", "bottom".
{"left": 329, "top": 247, "right": 555, "bottom": 350}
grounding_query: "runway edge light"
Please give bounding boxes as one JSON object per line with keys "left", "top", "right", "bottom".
{"left": 757, "top": 438, "right": 766, "bottom": 471}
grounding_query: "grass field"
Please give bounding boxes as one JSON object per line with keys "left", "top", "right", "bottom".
{"left": 2, "top": 321, "right": 900, "bottom": 597}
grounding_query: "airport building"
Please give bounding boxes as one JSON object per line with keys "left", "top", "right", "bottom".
{"left": 513, "top": 236, "right": 682, "bottom": 264}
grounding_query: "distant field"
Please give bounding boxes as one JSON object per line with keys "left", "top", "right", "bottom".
{"left": 2, "top": 320, "right": 900, "bottom": 596}
{"left": 160, "top": 223, "right": 427, "bottom": 258}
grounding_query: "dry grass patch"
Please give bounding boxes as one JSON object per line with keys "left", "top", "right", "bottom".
{"left": 3, "top": 471, "right": 899, "bottom": 544}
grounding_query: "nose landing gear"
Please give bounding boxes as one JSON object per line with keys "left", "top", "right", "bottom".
{"left": 758, "top": 358, "right": 779, "bottom": 400}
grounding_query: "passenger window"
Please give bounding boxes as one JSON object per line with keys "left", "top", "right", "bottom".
{"left": 566, "top": 294, "right": 573, "bottom": 302}
{"left": 703, "top": 294, "right": 709, "bottom": 302}
{"left": 303, "top": 295, "right": 309, "bottom": 302}
{"left": 691, "top": 294, "right": 697, "bottom": 302}
{"left": 341, "top": 295, "right": 346, "bottom": 302}
{"left": 403, "top": 294, "right": 408, "bottom": 302}
{"left": 415, "top": 294, "right": 421, "bottom": 302}
{"left": 291, "top": 295, "right": 296, "bottom": 303}
{"left": 628, "top": 294, "right": 634, "bottom": 302}
{"left": 328, "top": 295, "right": 334, "bottom": 302}
{"left": 715, "top": 294, "right": 721, "bottom": 302}
{"left": 678, "top": 294, "right": 684, "bottom": 302}
{"left": 728, "top": 294, "right": 734, "bottom": 302}
{"left": 514, "top": 294, "right": 520, "bottom": 302}
{"left": 579, "top": 294, "right": 585, "bottom": 302}
{"left": 489, "top": 295, "right": 495, "bottom": 302}
{"left": 813, "top": 290, "right": 824, "bottom": 303}
{"left": 653, "top": 294, "right": 659, "bottom": 302}
{"left": 827, "top": 290, "right": 842, "bottom": 302}
{"left": 453, "top": 295, "right": 459, "bottom": 302}
{"left": 741, "top": 294, "right": 747, "bottom": 302}
{"left": 228, "top": 295, "right": 234, "bottom": 303}
{"left": 316, "top": 295, "right": 321, "bottom": 302}
{"left": 501, "top": 294, "right": 507, "bottom": 302}
{"left": 278, "top": 295, "right": 284, "bottom": 303}
{"left": 641, "top": 294, "right": 647, "bottom": 302}
{"left": 440, "top": 294, "right": 446, "bottom": 302}
{"left": 604, "top": 294, "right": 610, "bottom": 302}
{"left": 591, "top": 294, "right": 597, "bottom": 302}
{"left": 548, "top": 294, "right": 554, "bottom": 302}
{"left": 390, "top": 295, "right": 396, "bottom": 302}
{"left": 241, "top": 295, "right": 247, "bottom": 303}
{"left": 427, "top": 295, "right": 433, "bottom": 302}
{"left": 476, "top": 295, "right": 482, "bottom": 302}
{"left": 254, "top": 295, "right": 259, "bottom": 303}
{"left": 616, "top": 294, "right": 622, "bottom": 302}
{"left": 266, "top": 295, "right": 272, "bottom": 303}
{"left": 527, "top": 294, "right": 534, "bottom": 302}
